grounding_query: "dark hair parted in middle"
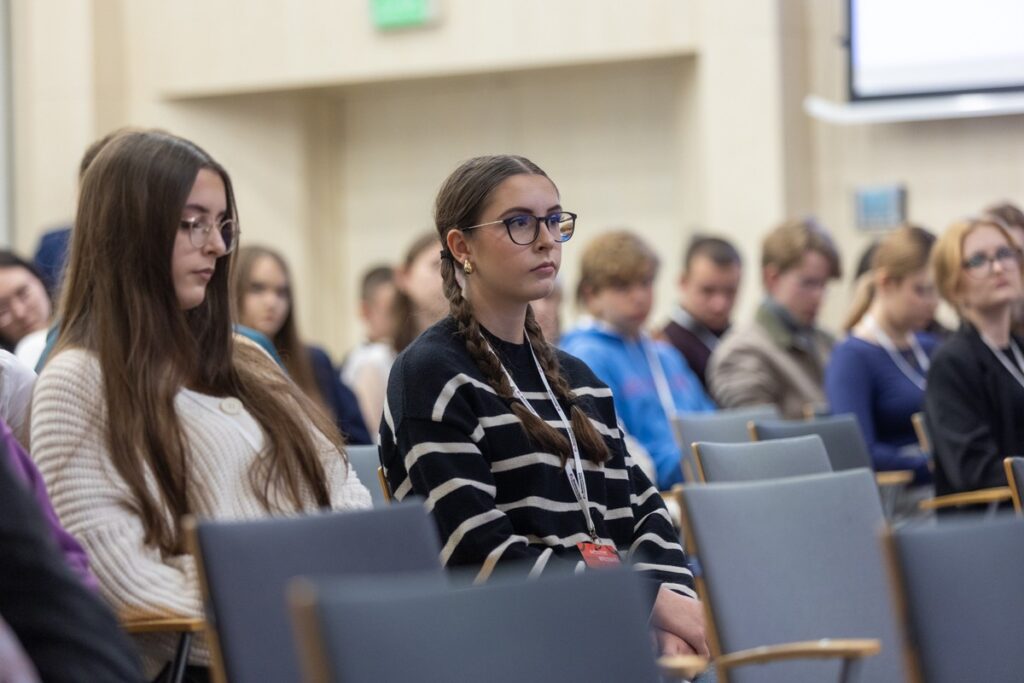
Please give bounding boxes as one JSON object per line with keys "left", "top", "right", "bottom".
{"left": 55, "top": 129, "right": 340, "bottom": 555}
{"left": 435, "top": 155, "right": 610, "bottom": 464}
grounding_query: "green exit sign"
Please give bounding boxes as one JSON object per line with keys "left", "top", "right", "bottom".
{"left": 371, "top": 0, "right": 437, "bottom": 30}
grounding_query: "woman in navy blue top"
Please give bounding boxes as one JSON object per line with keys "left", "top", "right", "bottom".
{"left": 234, "top": 246, "right": 371, "bottom": 444}
{"left": 826, "top": 225, "right": 938, "bottom": 483}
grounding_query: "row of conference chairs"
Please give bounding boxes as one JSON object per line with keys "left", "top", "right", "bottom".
{"left": 144, "top": 474, "right": 1023, "bottom": 683}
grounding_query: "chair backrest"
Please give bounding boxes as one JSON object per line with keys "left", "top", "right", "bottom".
{"left": 680, "top": 470, "right": 903, "bottom": 683}
{"left": 751, "top": 413, "right": 872, "bottom": 471}
{"left": 1005, "top": 457, "right": 1024, "bottom": 513}
{"left": 346, "top": 445, "right": 387, "bottom": 507}
{"left": 888, "top": 515, "right": 1024, "bottom": 683}
{"left": 291, "top": 569, "right": 661, "bottom": 683}
{"left": 674, "top": 405, "right": 780, "bottom": 480}
{"left": 189, "top": 502, "right": 442, "bottom": 683}
{"left": 694, "top": 435, "right": 832, "bottom": 483}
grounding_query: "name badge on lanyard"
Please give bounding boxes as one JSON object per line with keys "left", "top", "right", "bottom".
{"left": 482, "top": 331, "right": 618, "bottom": 565}
{"left": 577, "top": 541, "right": 621, "bottom": 568}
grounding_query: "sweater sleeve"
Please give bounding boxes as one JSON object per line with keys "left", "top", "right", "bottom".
{"left": 2, "top": 419, "right": 97, "bottom": 590}
{"left": 30, "top": 351, "right": 203, "bottom": 624}
{"left": 384, "top": 413, "right": 579, "bottom": 582}
{"left": 925, "top": 351, "right": 1008, "bottom": 491}
{"left": 825, "top": 344, "right": 930, "bottom": 482}
{"left": 621, "top": 445, "right": 696, "bottom": 600}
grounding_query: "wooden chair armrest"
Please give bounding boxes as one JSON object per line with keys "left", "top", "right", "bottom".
{"left": 657, "top": 654, "right": 708, "bottom": 679}
{"left": 875, "top": 470, "right": 914, "bottom": 487}
{"left": 121, "top": 616, "right": 205, "bottom": 634}
{"left": 918, "top": 487, "right": 1012, "bottom": 511}
{"left": 715, "top": 638, "right": 880, "bottom": 670}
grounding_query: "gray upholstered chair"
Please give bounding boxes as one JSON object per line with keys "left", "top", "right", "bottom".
{"left": 673, "top": 404, "right": 779, "bottom": 482}
{"left": 289, "top": 569, "right": 695, "bottom": 683}
{"left": 679, "top": 470, "right": 902, "bottom": 682}
{"left": 186, "top": 502, "right": 442, "bottom": 683}
{"left": 346, "top": 444, "right": 387, "bottom": 507}
{"left": 886, "top": 515, "right": 1024, "bottom": 682}
{"left": 693, "top": 435, "right": 831, "bottom": 483}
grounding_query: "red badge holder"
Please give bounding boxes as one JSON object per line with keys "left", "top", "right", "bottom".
{"left": 577, "top": 541, "right": 621, "bottom": 568}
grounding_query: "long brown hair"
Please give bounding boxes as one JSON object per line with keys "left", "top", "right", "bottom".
{"left": 54, "top": 129, "right": 341, "bottom": 555}
{"left": 435, "top": 155, "right": 610, "bottom": 464}
{"left": 391, "top": 232, "right": 441, "bottom": 353}
{"left": 233, "top": 245, "right": 324, "bottom": 408}
{"left": 843, "top": 224, "right": 936, "bottom": 331}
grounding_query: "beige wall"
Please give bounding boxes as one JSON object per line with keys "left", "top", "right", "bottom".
{"left": 9, "top": 0, "right": 1023, "bottom": 357}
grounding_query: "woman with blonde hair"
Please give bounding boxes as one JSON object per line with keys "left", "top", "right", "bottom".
{"left": 925, "top": 217, "right": 1024, "bottom": 500}
{"left": 825, "top": 225, "right": 938, "bottom": 483}
{"left": 31, "top": 129, "right": 370, "bottom": 679}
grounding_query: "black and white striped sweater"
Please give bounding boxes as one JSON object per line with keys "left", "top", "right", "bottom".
{"left": 380, "top": 317, "right": 695, "bottom": 597}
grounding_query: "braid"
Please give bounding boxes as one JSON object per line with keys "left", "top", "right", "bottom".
{"left": 525, "top": 306, "right": 611, "bottom": 464}
{"left": 441, "top": 261, "right": 575, "bottom": 461}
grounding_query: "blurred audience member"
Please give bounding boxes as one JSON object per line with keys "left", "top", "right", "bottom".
{"left": 926, "top": 217, "right": 1024, "bottom": 499}
{"left": 562, "top": 231, "right": 714, "bottom": 489}
{"left": 658, "top": 235, "right": 741, "bottom": 389}
{"left": 0, "top": 452, "right": 142, "bottom": 682}
{"left": 235, "top": 246, "right": 371, "bottom": 445}
{"left": 347, "top": 233, "right": 446, "bottom": 435}
{"left": 0, "top": 253, "right": 52, "bottom": 371}
{"left": 708, "top": 217, "right": 841, "bottom": 418}
{"left": 985, "top": 201, "right": 1024, "bottom": 338}
{"left": 827, "top": 225, "right": 938, "bottom": 483}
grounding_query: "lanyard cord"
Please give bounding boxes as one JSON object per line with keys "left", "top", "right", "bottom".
{"left": 863, "top": 315, "right": 930, "bottom": 391}
{"left": 979, "top": 333, "right": 1024, "bottom": 392}
{"left": 481, "top": 332, "right": 598, "bottom": 540}
{"left": 640, "top": 335, "right": 679, "bottom": 424}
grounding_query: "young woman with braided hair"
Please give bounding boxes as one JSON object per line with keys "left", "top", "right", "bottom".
{"left": 379, "top": 155, "right": 707, "bottom": 657}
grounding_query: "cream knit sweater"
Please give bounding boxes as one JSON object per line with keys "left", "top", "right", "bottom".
{"left": 30, "top": 349, "right": 372, "bottom": 674}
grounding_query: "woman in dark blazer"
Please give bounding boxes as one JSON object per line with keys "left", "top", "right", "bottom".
{"left": 926, "top": 217, "right": 1024, "bottom": 497}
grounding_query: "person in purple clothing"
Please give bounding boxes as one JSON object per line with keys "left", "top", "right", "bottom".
{"left": 0, "top": 416, "right": 97, "bottom": 589}
{"left": 826, "top": 225, "right": 939, "bottom": 483}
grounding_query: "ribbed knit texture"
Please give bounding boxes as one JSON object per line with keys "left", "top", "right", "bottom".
{"left": 380, "top": 318, "right": 695, "bottom": 596}
{"left": 31, "top": 349, "right": 372, "bottom": 675}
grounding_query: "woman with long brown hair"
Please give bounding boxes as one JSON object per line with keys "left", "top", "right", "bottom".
{"left": 379, "top": 155, "right": 707, "bottom": 658}
{"left": 233, "top": 245, "right": 371, "bottom": 444}
{"left": 825, "top": 224, "right": 939, "bottom": 484}
{"left": 31, "top": 129, "right": 371, "bottom": 679}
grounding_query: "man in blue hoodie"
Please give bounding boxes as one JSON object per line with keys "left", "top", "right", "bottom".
{"left": 561, "top": 231, "right": 715, "bottom": 490}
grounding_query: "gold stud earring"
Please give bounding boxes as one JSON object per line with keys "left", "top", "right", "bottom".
{"left": 463, "top": 260, "right": 474, "bottom": 275}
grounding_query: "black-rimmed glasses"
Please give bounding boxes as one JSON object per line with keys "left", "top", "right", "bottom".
{"left": 462, "top": 211, "right": 577, "bottom": 246}
{"left": 181, "top": 216, "right": 240, "bottom": 254}
{"left": 962, "top": 245, "right": 1022, "bottom": 279}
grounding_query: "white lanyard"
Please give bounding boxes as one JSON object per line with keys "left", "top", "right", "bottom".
{"left": 640, "top": 335, "right": 679, "bottom": 424}
{"left": 979, "top": 333, "right": 1024, "bottom": 392}
{"left": 863, "top": 315, "right": 930, "bottom": 391}
{"left": 482, "top": 332, "right": 598, "bottom": 541}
